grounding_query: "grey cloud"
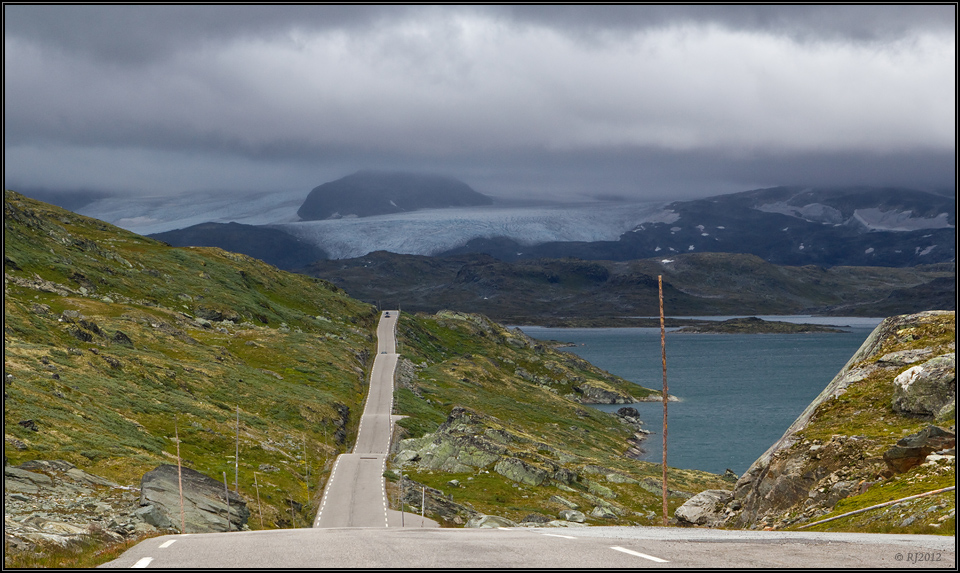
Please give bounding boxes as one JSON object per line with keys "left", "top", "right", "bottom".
{"left": 5, "top": 5, "right": 953, "bottom": 66}
{"left": 498, "top": 5, "right": 954, "bottom": 43}
{"left": 3, "top": 5, "right": 955, "bottom": 201}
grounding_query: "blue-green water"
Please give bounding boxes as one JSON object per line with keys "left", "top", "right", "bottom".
{"left": 518, "top": 317, "right": 882, "bottom": 476}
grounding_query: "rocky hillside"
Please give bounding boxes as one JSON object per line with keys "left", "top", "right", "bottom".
{"left": 305, "top": 251, "right": 954, "bottom": 324}
{"left": 674, "top": 310, "right": 955, "bottom": 534}
{"left": 297, "top": 170, "right": 492, "bottom": 220}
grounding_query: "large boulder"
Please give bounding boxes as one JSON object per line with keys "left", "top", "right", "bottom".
{"left": 891, "top": 354, "right": 955, "bottom": 419}
{"left": 139, "top": 465, "right": 249, "bottom": 533}
{"left": 675, "top": 490, "right": 733, "bottom": 526}
{"left": 558, "top": 509, "right": 586, "bottom": 523}
{"left": 882, "top": 425, "right": 956, "bottom": 474}
{"left": 465, "top": 514, "right": 518, "bottom": 528}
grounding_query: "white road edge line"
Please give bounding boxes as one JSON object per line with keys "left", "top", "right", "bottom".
{"left": 611, "top": 546, "right": 669, "bottom": 563}
{"left": 131, "top": 556, "right": 153, "bottom": 568}
{"left": 158, "top": 539, "right": 176, "bottom": 548}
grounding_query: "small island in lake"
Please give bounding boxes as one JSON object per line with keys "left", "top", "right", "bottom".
{"left": 674, "top": 316, "right": 846, "bottom": 334}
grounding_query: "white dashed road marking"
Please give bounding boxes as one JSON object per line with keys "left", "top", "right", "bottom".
{"left": 610, "top": 546, "right": 669, "bottom": 563}
{"left": 158, "top": 539, "right": 176, "bottom": 548}
{"left": 541, "top": 533, "right": 576, "bottom": 539}
{"left": 131, "top": 556, "right": 153, "bottom": 568}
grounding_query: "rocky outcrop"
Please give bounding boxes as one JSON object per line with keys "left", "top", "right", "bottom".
{"left": 882, "top": 426, "right": 956, "bottom": 474}
{"left": 573, "top": 384, "right": 636, "bottom": 404}
{"left": 685, "top": 311, "right": 956, "bottom": 530}
{"left": 139, "top": 465, "right": 249, "bottom": 533}
{"left": 399, "top": 477, "right": 479, "bottom": 526}
{"left": 4, "top": 460, "right": 157, "bottom": 556}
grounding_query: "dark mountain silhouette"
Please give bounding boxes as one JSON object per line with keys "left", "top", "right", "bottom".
{"left": 297, "top": 170, "right": 492, "bottom": 220}
{"left": 149, "top": 222, "right": 328, "bottom": 270}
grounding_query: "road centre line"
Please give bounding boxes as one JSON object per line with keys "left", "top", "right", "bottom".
{"left": 540, "top": 533, "right": 577, "bottom": 539}
{"left": 610, "top": 546, "right": 669, "bottom": 563}
{"left": 158, "top": 539, "right": 176, "bottom": 548}
{"left": 131, "top": 556, "right": 153, "bottom": 568}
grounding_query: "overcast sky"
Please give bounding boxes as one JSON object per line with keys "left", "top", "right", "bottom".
{"left": 4, "top": 5, "right": 956, "bottom": 202}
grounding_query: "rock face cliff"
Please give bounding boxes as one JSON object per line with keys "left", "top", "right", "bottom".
{"left": 675, "top": 310, "right": 956, "bottom": 531}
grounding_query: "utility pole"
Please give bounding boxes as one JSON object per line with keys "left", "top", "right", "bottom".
{"left": 659, "top": 275, "right": 668, "bottom": 527}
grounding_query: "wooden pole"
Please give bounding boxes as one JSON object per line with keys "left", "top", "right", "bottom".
{"left": 175, "top": 418, "right": 186, "bottom": 534}
{"left": 254, "top": 471, "right": 263, "bottom": 529}
{"left": 223, "top": 472, "right": 231, "bottom": 532}
{"left": 659, "top": 275, "right": 668, "bottom": 526}
{"left": 303, "top": 433, "right": 309, "bottom": 505}
{"left": 235, "top": 406, "right": 239, "bottom": 497}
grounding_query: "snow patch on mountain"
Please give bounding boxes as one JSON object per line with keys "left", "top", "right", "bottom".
{"left": 754, "top": 200, "right": 954, "bottom": 232}
{"left": 850, "top": 208, "right": 954, "bottom": 232}
{"left": 755, "top": 201, "right": 844, "bottom": 224}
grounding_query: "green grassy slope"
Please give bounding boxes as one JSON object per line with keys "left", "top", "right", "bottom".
{"left": 4, "top": 190, "right": 377, "bottom": 528}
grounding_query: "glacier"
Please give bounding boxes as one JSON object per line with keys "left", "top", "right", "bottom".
{"left": 76, "top": 189, "right": 671, "bottom": 259}
{"left": 273, "top": 201, "right": 670, "bottom": 259}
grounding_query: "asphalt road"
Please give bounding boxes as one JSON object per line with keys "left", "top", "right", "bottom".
{"left": 100, "top": 525, "right": 955, "bottom": 568}
{"left": 314, "top": 311, "right": 418, "bottom": 529}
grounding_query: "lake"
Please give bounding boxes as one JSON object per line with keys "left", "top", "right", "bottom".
{"left": 518, "top": 316, "right": 883, "bottom": 476}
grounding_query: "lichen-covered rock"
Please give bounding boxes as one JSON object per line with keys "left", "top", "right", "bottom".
{"left": 4, "top": 459, "right": 149, "bottom": 555}
{"left": 494, "top": 457, "right": 547, "bottom": 486}
{"left": 465, "top": 514, "right": 518, "bottom": 528}
{"left": 891, "top": 354, "right": 955, "bottom": 418}
{"left": 558, "top": 509, "right": 586, "bottom": 522}
{"left": 675, "top": 489, "right": 733, "bottom": 526}
{"left": 139, "top": 465, "right": 249, "bottom": 533}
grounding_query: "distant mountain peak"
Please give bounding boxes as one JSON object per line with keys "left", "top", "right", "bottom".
{"left": 297, "top": 170, "right": 492, "bottom": 221}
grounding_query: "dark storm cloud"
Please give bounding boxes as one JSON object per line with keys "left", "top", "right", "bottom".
{"left": 498, "top": 5, "right": 955, "bottom": 43}
{"left": 3, "top": 5, "right": 955, "bottom": 198}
